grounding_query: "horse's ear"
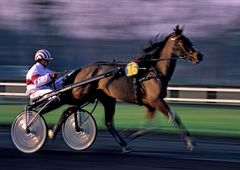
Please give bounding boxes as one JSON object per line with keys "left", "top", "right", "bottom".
{"left": 174, "top": 25, "right": 183, "bottom": 35}
{"left": 175, "top": 25, "right": 180, "bottom": 31}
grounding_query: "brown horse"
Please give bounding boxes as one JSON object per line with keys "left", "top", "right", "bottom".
{"left": 52, "top": 25, "right": 203, "bottom": 151}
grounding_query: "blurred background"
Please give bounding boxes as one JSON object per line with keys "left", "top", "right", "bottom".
{"left": 0, "top": 0, "right": 240, "bottom": 86}
{"left": 0, "top": 0, "right": 240, "bottom": 147}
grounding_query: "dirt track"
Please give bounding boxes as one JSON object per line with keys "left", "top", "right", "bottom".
{"left": 0, "top": 126, "right": 240, "bottom": 170}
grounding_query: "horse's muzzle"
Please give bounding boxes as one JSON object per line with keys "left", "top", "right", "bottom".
{"left": 192, "top": 52, "right": 203, "bottom": 64}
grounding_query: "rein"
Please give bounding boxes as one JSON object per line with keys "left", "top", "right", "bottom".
{"left": 174, "top": 41, "right": 194, "bottom": 62}
{"left": 139, "top": 57, "right": 182, "bottom": 62}
{"left": 138, "top": 34, "right": 192, "bottom": 63}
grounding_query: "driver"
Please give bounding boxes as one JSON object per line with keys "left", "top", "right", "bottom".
{"left": 26, "top": 49, "right": 63, "bottom": 99}
{"left": 26, "top": 49, "right": 67, "bottom": 139}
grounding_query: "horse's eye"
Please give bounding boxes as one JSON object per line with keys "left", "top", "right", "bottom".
{"left": 178, "top": 40, "right": 184, "bottom": 44}
{"left": 178, "top": 41, "right": 184, "bottom": 47}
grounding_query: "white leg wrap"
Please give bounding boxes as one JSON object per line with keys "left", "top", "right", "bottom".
{"left": 168, "top": 111, "right": 176, "bottom": 123}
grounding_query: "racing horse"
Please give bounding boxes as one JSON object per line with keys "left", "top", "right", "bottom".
{"left": 55, "top": 25, "right": 203, "bottom": 151}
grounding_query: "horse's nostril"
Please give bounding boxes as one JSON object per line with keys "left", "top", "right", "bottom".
{"left": 197, "top": 53, "right": 203, "bottom": 61}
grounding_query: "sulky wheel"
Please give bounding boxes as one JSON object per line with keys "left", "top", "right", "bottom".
{"left": 11, "top": 111, "right": 47, "bottom": 153}
{"left": 62, "top": 109, "right": 97, "bottom": 151}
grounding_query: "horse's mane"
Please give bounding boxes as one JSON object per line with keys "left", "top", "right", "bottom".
{"left": 142, "top": 25, "right": 183, "bottom": 58}
{"left": 137, "top": 34, "right": 171, "bottom": 61}
{"left": 143, "top": 34, "right": 171, "bottom": 53}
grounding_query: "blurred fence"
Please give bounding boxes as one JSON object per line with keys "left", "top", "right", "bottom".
{"left": 0, "top": 82, "right": 26, "bottom": 104}
{"left": 0, "top": 82, "right": 240, "bottom": 105}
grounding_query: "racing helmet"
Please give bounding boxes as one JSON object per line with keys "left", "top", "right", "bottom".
{"left": 34, "top": 49, "right": 53, "bottom": 61}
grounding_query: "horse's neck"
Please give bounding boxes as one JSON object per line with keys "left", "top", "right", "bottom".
{"left": 156, "top": 40, "right": 177, "bottom": 81}
{"left": 156, "top": 59, "right": 176, "bottom": 80}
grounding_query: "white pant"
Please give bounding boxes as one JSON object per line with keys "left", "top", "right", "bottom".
{"left": 29, "top": 77, "right": 63, "bottom": 99}
{"left": 29, "top": 89, "right": 53, "bottom": 99}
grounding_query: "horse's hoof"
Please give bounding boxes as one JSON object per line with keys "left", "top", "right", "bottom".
{"left": 122, "top": 147, "right": 132, "bottom": 153}
{"left": 187, "top": 142, "right": 194, "bottom": 151}
{"left": 184, "top": 137, "right": 194, "bottom": 151}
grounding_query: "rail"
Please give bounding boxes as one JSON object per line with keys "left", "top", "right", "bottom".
{"left": 0, "top": 82, "right": 240, "bottom": 105}
{"left": 0, "top": 82, "right": 26, "bottom": 96}
{"left": 165, "top": 86, "right": 240, "bottom": 104}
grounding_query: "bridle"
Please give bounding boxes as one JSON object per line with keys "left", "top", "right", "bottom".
{"left": 170, "top": 34, "right": 198, "bottom": 62}
{"left": 139, "top": 33, "right": 197, "bottom": 63}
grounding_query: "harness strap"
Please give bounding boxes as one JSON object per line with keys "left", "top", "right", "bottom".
{"left": 133, "top": 66, "right": 168, "bottom": 105}
{"left": 133, "top": 77, "right": 142, "bottom": 105}
{"left": 138, "top": 67, "right": 160, "bottom": 82}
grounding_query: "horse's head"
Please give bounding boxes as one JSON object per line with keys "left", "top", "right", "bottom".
{"left": 169, "top": 25, "right": 203, "bottom": 64}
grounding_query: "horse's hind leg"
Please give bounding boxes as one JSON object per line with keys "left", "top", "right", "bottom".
{"left": 48, "top": 106, "right": 78, "bottom": 139}
{"left": 153, "top": 99, "right": 194, "bottom": 150}
{"left": 98, "top": 93, "right": 129, "bottom": 152}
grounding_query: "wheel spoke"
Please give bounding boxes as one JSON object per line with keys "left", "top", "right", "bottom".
{"left": 62, "top": 109, "right": 97, "bottom": 151}
{"left": 11, "top": 111, "right": 47, "bottom": 153}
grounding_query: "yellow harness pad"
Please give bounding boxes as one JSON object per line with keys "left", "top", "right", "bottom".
{"left": 125, "top": 61, "right": 139, "bottom": 77}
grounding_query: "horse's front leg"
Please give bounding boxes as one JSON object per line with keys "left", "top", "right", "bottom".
{"left": 130, "top": 106, "right": 157, "bottom": 139}
{"left": 153, "top": 99, "right": 194, "bottom": 151}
